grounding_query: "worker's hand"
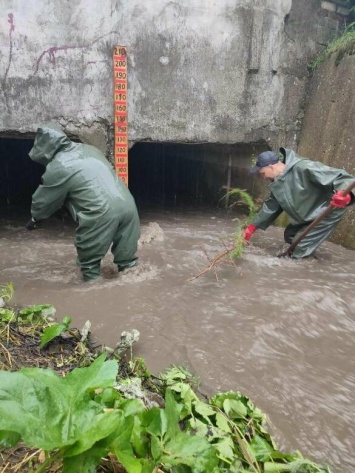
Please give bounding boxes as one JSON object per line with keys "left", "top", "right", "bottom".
{"left": 244, "top": 224, "right": 257, "bottom": 241}
{"left": 25, "top": 217, "right": 38, "bottom": 230}
{"left": 330, "top": 190, "right": 351, "bottom": 208}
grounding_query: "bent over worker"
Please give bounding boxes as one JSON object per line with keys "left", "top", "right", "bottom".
{"left": 244, "top": 148, "right": 355, "bottom": 259}
{"left": 26, "top": 123, "right": 140, "bottom": 281}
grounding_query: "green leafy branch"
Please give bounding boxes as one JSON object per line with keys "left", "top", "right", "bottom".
{"left": 190, "top": 188, "right": 257, "bottom": 281}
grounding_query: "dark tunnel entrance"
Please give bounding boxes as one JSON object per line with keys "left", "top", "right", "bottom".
{"left": 0, "top": 138, "right": 266, "bottom": 219}
{"left": 0, "top": 138, "right": 43, "bottom": 217}
{"left": 128, "top": 142, "right": 265, "bottom": 211}
{"left": 128, "top": 142, "right": 214, "bottom": 209}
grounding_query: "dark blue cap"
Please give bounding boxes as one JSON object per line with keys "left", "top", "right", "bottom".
{"left": 249, "top": 151, "right": 279, "bottom": 174}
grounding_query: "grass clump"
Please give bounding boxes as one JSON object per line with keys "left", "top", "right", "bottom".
{"left": 0, "top": 282, "right": 14, "bottom": 303}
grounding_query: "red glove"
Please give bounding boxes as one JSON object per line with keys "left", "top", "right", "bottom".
{"left": 244, "top": 224, "right": 257, "bottom": 241}
{"left": 330, "top": 190, "right": 351, "bottom": 208}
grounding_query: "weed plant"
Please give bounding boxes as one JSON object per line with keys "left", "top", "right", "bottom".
{"left": 0, "top": 282, "right": 14, "bottom": 302}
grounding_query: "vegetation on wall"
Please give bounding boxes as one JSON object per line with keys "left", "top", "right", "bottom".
{"left": 308, "top": 22, "right": 355, "bottom": 70}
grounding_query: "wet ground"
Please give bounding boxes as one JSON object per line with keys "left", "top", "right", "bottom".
{"left": 1, "top": 206, "right": 355, "bottom": 472}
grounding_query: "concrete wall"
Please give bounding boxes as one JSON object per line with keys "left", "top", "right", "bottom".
{"left": 298, "top": 46, "right": 355, "bottom": 249}
{"left": 0, "top": 0, "right": 345, "bottom": 154}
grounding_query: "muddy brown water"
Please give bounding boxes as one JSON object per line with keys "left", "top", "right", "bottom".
{"left": 1, "top": 207, "right": 355, "bottom": 472}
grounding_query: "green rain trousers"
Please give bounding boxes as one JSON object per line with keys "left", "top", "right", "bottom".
{"left": 282, "top": 209, "right": 347, "bottom": 258}
{"left": 252, "top": 148, "right": 355, "bottom": 259}
{"left": 29, "top": 124, "right": 140, "bottom": 280}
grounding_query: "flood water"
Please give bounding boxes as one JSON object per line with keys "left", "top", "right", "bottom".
{"left": 1, "top": 206, "right": 355, "bottom": 472}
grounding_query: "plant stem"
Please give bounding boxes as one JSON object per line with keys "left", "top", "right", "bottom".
{"left": 34, "top": 449, "right": 64, "bottom": 473}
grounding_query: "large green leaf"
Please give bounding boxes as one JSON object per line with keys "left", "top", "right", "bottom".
{"left": 158, "top": 390, "right": 219, "bottom": 469}
{"left": 65, "top": 410, "right": 123, "bottom": 457}
{"left": 211, "top": 392, "right": 249, "bottom": 413}
{"left": 40, "top": 316, "right": 72, "bottom": 347}
{"left": 194, "top": 401, "right": 216, "bottom": 421}
{"left": 141, "top": 407, "right": 164, "bottom": 438}
{"left": 164, "top": 389, "right": 181, "bottom": 439}
{"left": 150, "top": 434, "right": 163, "bottom": 462}
{"left": 63, "top": 444, "right": 108, "bottom": 473}
{"left": 18, "top": 304, "right": 53, "bottom": 316}
{"left": 130, "top": 423, "right": 146, "bottom": 458}
{"left": 222, "top": 398, "right": 247, "bottom": 419}
{"left": 0, "top": 430, "right": 21, "bottom": 448}
{"left": 115, "top": 451, "right": 143, "bottom": 473}
{"left": 18, "top": 304, "right": 56, "bottom": 324}
{"left": 0, "top": 355, "right": 119, "bottom": 451}
{"left": 214, "top": 436, "right": 235, "bottom": 461}
{"left": 170, "top": 382, "right": 198, "bottom": 418}
{"left": 110, "top": 415, "right": 144, "bottom": 473}
{"left": 215, "top": 412, "right": 231, "bottom": 433}
{"left": 118, "top": 398, "right": 146, "bottom": 416}
{"left": 161, "top": 431, "right": 218, "bottom": 470}
{"left": 188, "top": 417, "right": 209, "bottom": 437}
{"left": 250, "top": 434, "right": 273, "bottom": 462}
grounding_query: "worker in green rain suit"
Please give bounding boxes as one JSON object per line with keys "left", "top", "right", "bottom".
{"left": 244, "top": 148, "right": 355, "bottom": 258}
{"left": 26, "top": 124, "right": 140, "bottom": 281}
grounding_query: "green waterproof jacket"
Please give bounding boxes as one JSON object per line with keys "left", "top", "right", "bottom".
{"left": 29, "top": 124, "right": 140, "bottom": 278}
{"left": 252, "top": 148, "right": 355, "bottom": 230}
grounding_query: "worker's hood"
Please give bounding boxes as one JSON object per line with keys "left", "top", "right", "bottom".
{"left": 278, "top": 147, "right": 303, "bottom": 176}
{"left": 29, "top": 124, "right": 72, "bottom": 166}
{"left": 279, "top": 148, "right": 299, "bottom": 167}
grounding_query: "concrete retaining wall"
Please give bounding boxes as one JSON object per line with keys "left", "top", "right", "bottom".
{"left": 0, "top": 0, "right": 344, "bottom": 153}
{"left": 298, "top": 47, "right": 355, "bottom": 248}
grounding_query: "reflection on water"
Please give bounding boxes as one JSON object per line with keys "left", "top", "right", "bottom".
{"left": 1, "top": 208, "right": 355, "bottom": 472}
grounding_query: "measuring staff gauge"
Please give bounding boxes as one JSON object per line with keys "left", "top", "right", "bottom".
{"left": 113, "top": 46, "right": 128, "bottom": 185}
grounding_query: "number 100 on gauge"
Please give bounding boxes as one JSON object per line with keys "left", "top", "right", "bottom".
{"left": 113, "top": 46, "right": 128, "bottom": 185}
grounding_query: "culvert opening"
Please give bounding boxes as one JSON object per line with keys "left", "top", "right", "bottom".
{"left": 0, "top": 134, "right": 83, "bottom": 220}
{"left": 0, "top": 137, "right": 42, "bottom": 215}
{"left": 0, "top": 137, "right": 267, "bottom": 220}
{"left": 128, "top": 142, "right": 266, "bottom": 210}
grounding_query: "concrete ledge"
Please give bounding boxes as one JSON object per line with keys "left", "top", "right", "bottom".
{"left": 321, "top": 1, "right": 350, "bottom": 15}
{"left": 337, "top": 6, "right": 350, "bottom": 15}
{"left": 321, "top": 1, "right": 336, "bottom": 12}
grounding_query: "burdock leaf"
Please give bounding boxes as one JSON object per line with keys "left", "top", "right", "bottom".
{"left": 0, "top": 355, "right": 119, "bottom": 451}
{"left": 63, "top": 444, "right": 108, "bottom": 473}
